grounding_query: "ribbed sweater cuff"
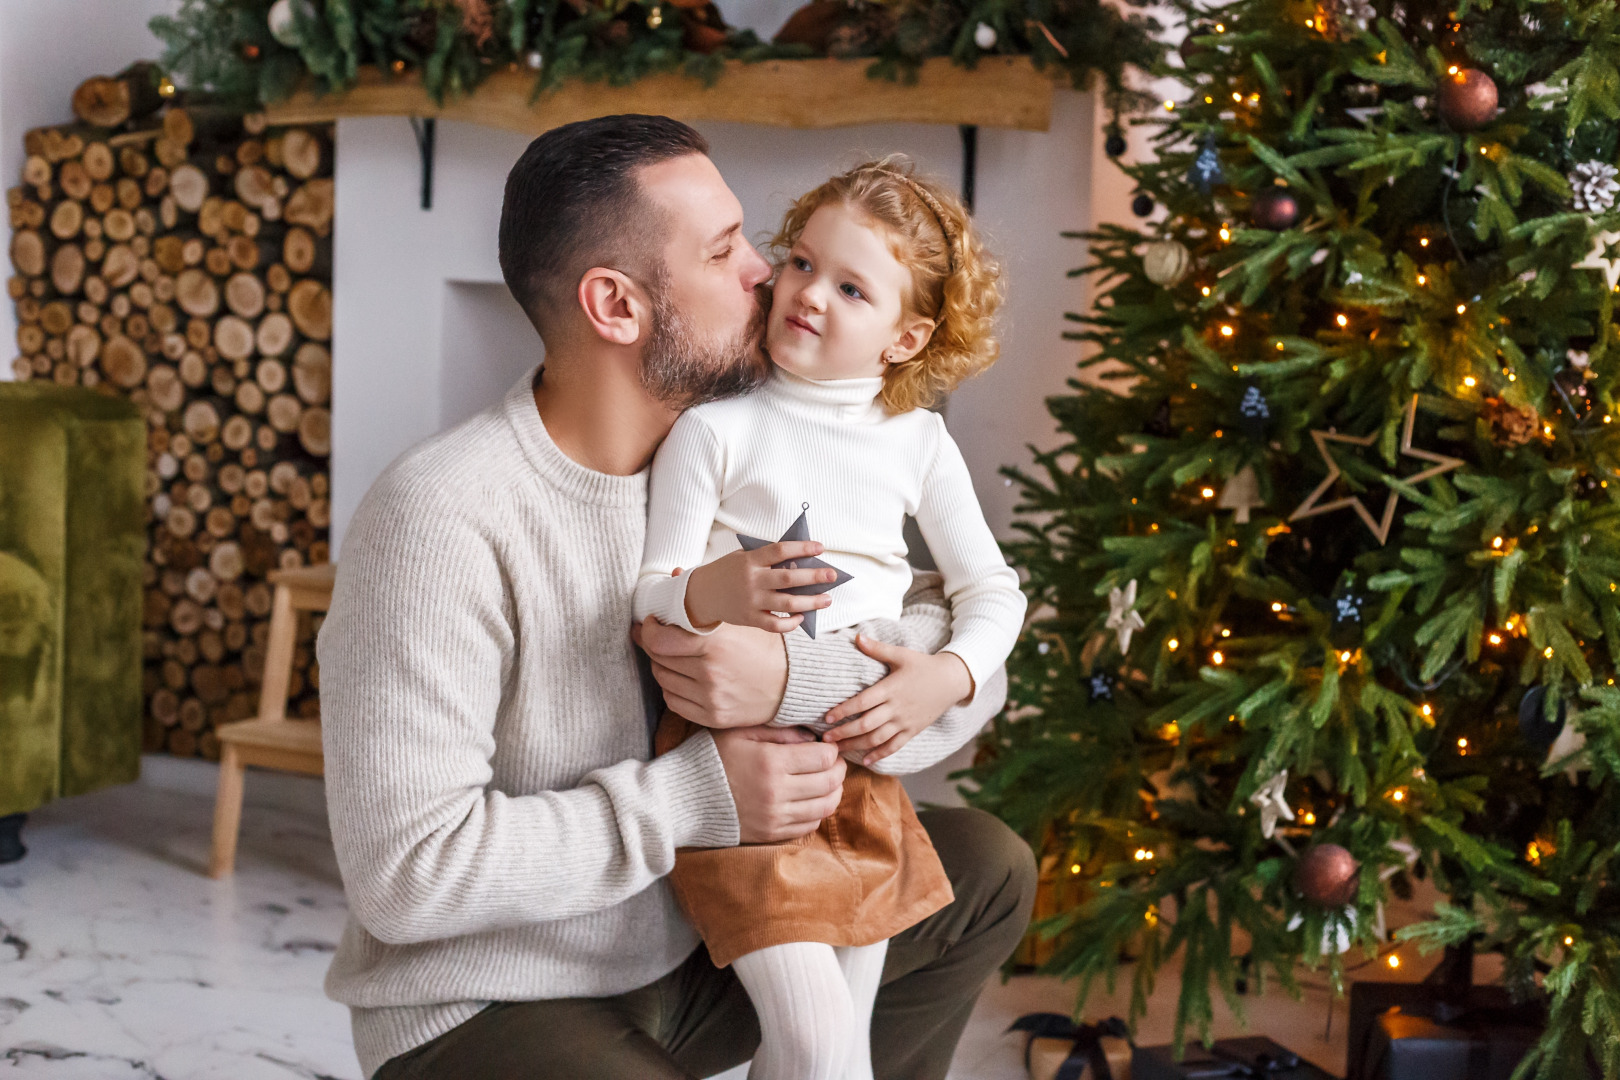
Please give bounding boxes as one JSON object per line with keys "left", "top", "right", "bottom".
{"left": 652, "top": 729, "right": 739, "bottom": 849}
{"left": 941, "top": 638, "right": 997, "bottom": 697}
{"left": 775, "top": 631, "right": 853, "bottom": 729}
{"left": 636, "top": 571, "right": 713, "bottom": 635}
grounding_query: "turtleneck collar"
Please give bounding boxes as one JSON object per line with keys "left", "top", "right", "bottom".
{"left": 764, "top": 364, "right": 885, "bottom": 417}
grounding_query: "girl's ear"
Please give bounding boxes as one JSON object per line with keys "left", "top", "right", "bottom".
{"left": 884, "top": 314, "right": 936, "bottom": 366}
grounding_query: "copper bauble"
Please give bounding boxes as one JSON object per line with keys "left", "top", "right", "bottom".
{"left": 1142, "top": 240, "right": 1191, "bottom": 287}
{"left": 1438, "top": 68, "right": 1499, "bottom": 131}
{"left": 1296, "top": 843, "right": 1360, "bottom": 906}
{"left": 1252, "top": 188, "right": 1301, "bottom": 230}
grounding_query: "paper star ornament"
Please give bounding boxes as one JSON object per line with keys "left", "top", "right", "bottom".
{"left": 1104, "top": 579, "right": 1147, "bottom": 654}
{"left": 1577, "top": 230, "right": 1620, "bottom": 290}
{"left": 736, "top": 504, "right": 852, "bottom": 639}
{"left": 1250, "top": 768, "right": 1295, "bottom": 838}
{"left": 1290, "top": 395, "right": 1465, "bottom": 544}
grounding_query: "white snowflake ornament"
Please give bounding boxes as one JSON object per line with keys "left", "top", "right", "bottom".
{"left": 1570, "top": 161, "right": 1620, "bottom": 214}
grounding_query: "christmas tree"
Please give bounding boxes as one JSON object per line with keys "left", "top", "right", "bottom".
{"left": 966, "top": 0, "right": 1620, "bottom": 1073}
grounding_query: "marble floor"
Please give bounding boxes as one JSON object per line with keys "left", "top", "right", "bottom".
{"left": 0, "top": 757, "right": 1430, "bottom": 1079}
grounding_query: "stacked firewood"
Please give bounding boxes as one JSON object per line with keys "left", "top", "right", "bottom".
{"left": 7, "top": 65, "right": 334, "bottom": 760}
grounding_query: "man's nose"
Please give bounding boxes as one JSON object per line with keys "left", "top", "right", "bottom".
{"left": 741, "top": 242, "right": 772, "bottom": 290}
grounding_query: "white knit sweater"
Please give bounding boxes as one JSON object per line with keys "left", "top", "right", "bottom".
{"left": 318, "top": 368, "right": 1009, "bottom": 1077}
{"left": 634, "top": 367, "right": 1025, "bottom": 692}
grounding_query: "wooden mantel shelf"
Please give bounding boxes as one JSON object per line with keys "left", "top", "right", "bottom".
{"left": 263, "top": 56, "right": 1054, "bottom": 135}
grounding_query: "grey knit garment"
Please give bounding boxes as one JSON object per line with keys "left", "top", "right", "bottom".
{"left": 318, "top": 368, "right": 1007, "bottom": 1077}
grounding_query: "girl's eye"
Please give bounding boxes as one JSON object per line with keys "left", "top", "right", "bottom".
{"left": 840, "top": 282, "right": 865, "bottom": 301}
{"left": 791, "top": 256, "right": 811, "bottom": 272}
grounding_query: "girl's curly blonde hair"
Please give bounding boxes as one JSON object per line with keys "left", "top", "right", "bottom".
{"left": 769, "top": 156, "right": 1002, "bottom": 413}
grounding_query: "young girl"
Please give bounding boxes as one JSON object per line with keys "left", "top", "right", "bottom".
{"left": 634, "top": 158, "right": 1025, "bottom": 1080}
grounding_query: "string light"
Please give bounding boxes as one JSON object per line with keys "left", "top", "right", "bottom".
{"left": 1391, "top": 789, "right": 1407, "bottom": 802}
{"left": 1212, "top": 650, "right": 1225, "bottom": 664}
{"left": 1134, "top": 848, "right": 1155, "bottom": 861}
{"left": 1071, "top": 862, "right": 1082, "bottom": 874}
{"left": 1456, "top": 303, "right": 1467, "bottom": 314}
{"left": 1164, "top": 99, "right": 1176, "bottom": 111}
{"left": 1215, "top": 22, "right": 1225, "bottom": 30}
{"left": 1464, "top": 376, "right": 1476, "bottom": 387}
{"left": 1221, "top": 628, "right": 1231, "bottom": 637}
{"left": 1336, "top": 313, "right": 1349, "bottom": 328}
{"left": 1420, "top": 237, "right": 1430, "bottom": 247}
{"left": 1421, "top": 703, "right": 1433, "bottom": 717}
{"left": 1202, "top": 487, "right": 1216, "bottom": 498}
{"left": 1168, "top": 638, "right": 1180, "bottom": 650}
{"left": 1416, "top": 274, "right": 1427, "bottom": 285}
{"left": 1302, "top": 811, "right": 1316, "bottom": 824}
{"left": 1488, "top": 632, "right": 1503, "bottom": 645}
{"left": 1387, "top": 954, "right": 1402, "bottom": 969}
{"left": 1457, "top": 737, "right": 1468, "bottom": 749}
{"left": 1545, "top": 646, "right": 1555, "bottom": 658}
{"left": 1276, "top": 341, "right": 1286, "bottom": 350}
{"left": 1219, "top": 225, "right": 1232, "bottom": 241}
{"left": 1448, "top": 64, "right": 1459, "bottom": 74}
{"left": 1220, "top": 324, "right": 1235, "bottom": 337}
{"left": 1339, "top": 650, "right": 1352, "bottom": 663}
{"left": 1492, "top": 536, "right": 1503, "bottom": 548}
{"left": 1233, "top": 91, "right": 1243, "bottom": 102}
{"left": 1271, "top": 602, "right": 1284, "bottom": 612}
{"left": 1202, "top": 285, "right": 1213, "bottom": 296}
{"left": 1565, "top": 936, "right": 1576, "bottom": 946}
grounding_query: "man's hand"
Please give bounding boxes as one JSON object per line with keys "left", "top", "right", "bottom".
{"left": 683, "top": 541, "right": 838, "bottom": 633}
{"left": 712, "top": 724, "right": 845, "bottom": 843}
{"left": 821, "top": 635, "right": 974, "bottom": 766}
{"left": 634, "top": 616, "right": 789, "bottom": 729}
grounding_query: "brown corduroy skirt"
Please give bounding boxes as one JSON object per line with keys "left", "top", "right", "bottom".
{"left": 656, "top": 712, "right": 955, "bottom": 969}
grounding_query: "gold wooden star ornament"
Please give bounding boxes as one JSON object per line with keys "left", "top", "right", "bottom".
{"left": 1289, "top": 395, "right": 1465, "bottom": 544}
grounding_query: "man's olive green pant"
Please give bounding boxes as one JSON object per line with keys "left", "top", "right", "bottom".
{"left": 373, "top": 807, "right": 1036, "bottom": 1080}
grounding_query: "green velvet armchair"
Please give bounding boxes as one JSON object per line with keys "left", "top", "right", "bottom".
{"left": 0, "top": 383, "right": 146, "bottom": 860}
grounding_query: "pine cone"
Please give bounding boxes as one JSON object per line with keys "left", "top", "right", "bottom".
{"left": 1482, "top": 396, "right": 1539, "bottom": 447}
{"left": 1570, "top": 161, "right": 1619, "bottom": 215}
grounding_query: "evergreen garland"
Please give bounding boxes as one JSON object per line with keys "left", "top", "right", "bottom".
{"left": 965, "top": 0, "right": 1620, "bottom": 1073}
{"left": 149, "top": 0, "right": 1159, "bottom": 111}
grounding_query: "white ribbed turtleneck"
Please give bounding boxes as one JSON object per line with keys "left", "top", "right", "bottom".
{"left": 634, "top": 366, "right": 1024, "bottom": 692}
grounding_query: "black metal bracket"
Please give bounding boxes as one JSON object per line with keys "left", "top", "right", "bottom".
{"left": 958, "top": 123, "right": 978, "bottom": 215}
{"left": 409, "top": 116, "right": 436, "bottom": 211}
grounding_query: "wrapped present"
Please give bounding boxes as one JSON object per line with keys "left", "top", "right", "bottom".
{"left": 1132, "top": 1036, "right": 1337, "bottom": 1080}
{"left": 1346, "top": 982, "right": 1547, "bottom": 1080}
{"left": 1012, "top": 1014, "right": 1133, "bottom": 1080}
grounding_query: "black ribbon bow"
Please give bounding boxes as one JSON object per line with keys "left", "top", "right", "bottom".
{"left": 1008, "top": 1014, "right": 1131, "bottom": 1080}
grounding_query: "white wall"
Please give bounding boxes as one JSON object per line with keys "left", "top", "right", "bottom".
{"left": 0, "top": 0, "right": 178, "bottom": 380}
{"left": 330, "top": 92, "right": 1103, "bottom": 550}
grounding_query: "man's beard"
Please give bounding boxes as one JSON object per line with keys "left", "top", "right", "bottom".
{"left": 639, "top": 280, "right": 770, "bottom": 408}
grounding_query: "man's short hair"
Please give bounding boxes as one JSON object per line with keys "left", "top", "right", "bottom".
{"left": 498, "top": 114, "right": 709, "bottom": 342}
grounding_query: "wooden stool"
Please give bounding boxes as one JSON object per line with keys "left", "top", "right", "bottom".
{"left": 208, "top": 562, "right": 336, "bottom": 878}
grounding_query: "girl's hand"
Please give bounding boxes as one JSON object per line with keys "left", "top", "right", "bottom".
{"left": 821, "top": 635, "right": 974, "bottom": 766}
{"left": 684, "top": 541, "right": 838, "bottom": 634}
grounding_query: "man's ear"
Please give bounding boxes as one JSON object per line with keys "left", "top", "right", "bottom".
{"left": 885, "top": 314, "right": 937, "bottom": 366}
{"left": 577, "top": 267, "right": 648, "bottom": 346}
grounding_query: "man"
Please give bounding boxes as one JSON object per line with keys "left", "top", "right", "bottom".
{"left": 319, "top": 114, "right": 1034, "bottom": 1079}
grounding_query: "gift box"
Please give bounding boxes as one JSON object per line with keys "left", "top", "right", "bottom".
{"left": 1132, "top": 1036, "right": 1337, "bottom": 1080}
{"left": 1012, "top": 1015, "right": 1133, "bottom": 1080}
{"left": 1346, "top": 982, "right": 1545, "bottom": 1080}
